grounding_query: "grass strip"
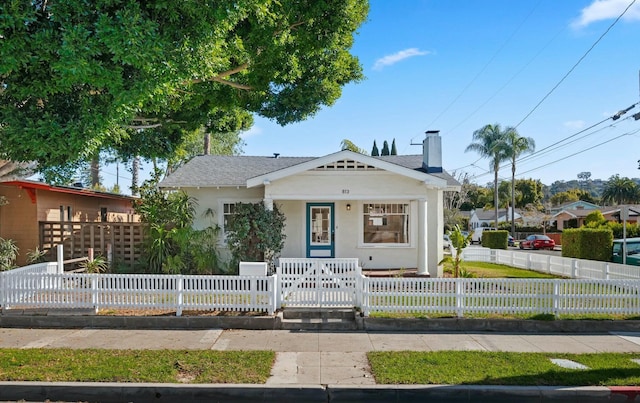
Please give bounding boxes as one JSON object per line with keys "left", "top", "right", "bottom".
{"left": 368, "top": 351, "right": 640, "bottom": 386}
{"left": 457, "top": 262, "right": 560, "bottom": 278}
{"left": 0, "top": 349, "right": 274, "bottom": 384}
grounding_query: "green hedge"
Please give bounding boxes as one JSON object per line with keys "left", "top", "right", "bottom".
{"left": 482, "top": 230, "right": 508, "bottom": 249}
{"left": 562, "top": 228, "right": 613, "bottom": 261}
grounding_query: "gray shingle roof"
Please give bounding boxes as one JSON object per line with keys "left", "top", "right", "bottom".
{"left": 160, "top": 154, "right": 460, "bottom": 188}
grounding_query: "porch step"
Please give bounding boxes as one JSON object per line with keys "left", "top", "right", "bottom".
{"left": 280, "top": 308, "right": 359, "bottom": 330}
{"left": 282, "top": 307, "right": 355, "bottom": 320}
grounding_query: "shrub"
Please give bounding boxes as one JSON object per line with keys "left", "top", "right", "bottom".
{"left": 482, "top": 230, "right": 508, "bottom": 249}
{"left": 562, "top": 228, "right": 613, "bottom": 261}
{"left": 584, "top": 210, "right": 606, "bottom": 227}
{"left": 225, "top": 202, "right": 286, "bottom": 272}
{"left": 0, "top": 238, "right": 18, "bottom": 271}
{"left": 79, "top": 255, "right": 109, "bottom": 273}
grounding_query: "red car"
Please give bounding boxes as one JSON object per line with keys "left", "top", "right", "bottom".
{"left": 519, "top": 234, "right": 555, "bottom": 250}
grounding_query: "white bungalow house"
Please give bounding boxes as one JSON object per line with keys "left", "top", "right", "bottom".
{"left": 469, "top": 207, "right": 522, "bottom": 229}
{"left": 160, "top": 131, "right": 460, "bottom": 277}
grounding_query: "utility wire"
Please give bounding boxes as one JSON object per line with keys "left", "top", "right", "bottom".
{"left": 517, "top": 128, "right": 640, "bottom": 177}
{"left": 514, "top": 0, "right": 637, "bottom": 128}
{"left": 406, "top": 1, "right": 542, "bottom": 153}
{"left": 467, "top": 100, "right": 637, "bottom": 182}
{"left": 445, "top": 20, "right": 565, "bottom": 135}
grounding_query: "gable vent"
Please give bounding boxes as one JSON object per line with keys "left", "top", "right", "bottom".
{"left": 313, "top": 159, "right": 379, "bottom": 171}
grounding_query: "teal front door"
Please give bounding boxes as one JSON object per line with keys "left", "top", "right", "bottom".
{"left": 306, "top": 203, "right": 335, "bottom": 258}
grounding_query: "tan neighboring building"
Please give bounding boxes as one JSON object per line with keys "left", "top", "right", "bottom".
{"left": 0, "top": 180, "right": 139, "bottom": 266}
{"left": 552, "top": 205, "right": 640, "bottom": 230}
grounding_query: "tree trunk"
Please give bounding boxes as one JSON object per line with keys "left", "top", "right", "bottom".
{"left": 204, "top": 132, "right": 211, "bottom": 155}
{"left": 90, "top": 156, "right": 100, "bottom": 188}
{"left": 511, "top": 161, "right": 516, "bottom": 237}
{"left": 494, "top": 169, "right": 499, "bottom": 228}
{"left": 131, "top": 156, "right": 140, "bottom": 196}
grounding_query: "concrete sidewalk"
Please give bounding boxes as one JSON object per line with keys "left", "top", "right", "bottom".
{"left": 3, "top": 327, "right": 640, "bottom": 385}
{"left": 2, "top": 328, "right": 640, "bottom": 401}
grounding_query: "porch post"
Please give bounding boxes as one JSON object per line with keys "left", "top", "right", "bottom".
{"left": 417, "top": 199, "right": 428, "bottom": 275}
{"left": 263, "top": 198, "right": 273, "bottom": 211}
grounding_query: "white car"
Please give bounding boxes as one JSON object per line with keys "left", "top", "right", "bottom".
{"left": 443, "top": 234, "right": 452, "bottom": 250}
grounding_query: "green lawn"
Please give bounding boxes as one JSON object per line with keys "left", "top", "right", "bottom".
{"left": 0, "top": 349, "right": 274, "bottom": 384}
{"left": 368, "top": 351, "right": 640, "bottom": 386}
{"left": 455, "top": 262, "right": 559, "bottom": 278}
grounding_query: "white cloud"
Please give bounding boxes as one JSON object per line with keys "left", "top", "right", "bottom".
{"left": 240, "top": 126, "right": 262, "bottom": 139}
{"left": 564, "top": 120, "right": 585, "bottom": 129}
{"left": 373, "top": 48, "right": 431, "bottom": 70}
{"left": 572, "top": 0, "right": 640, "bottom": 29}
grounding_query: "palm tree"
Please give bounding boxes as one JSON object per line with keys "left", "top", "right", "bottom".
{"left": 503, "top": 130, "right": 535, "bottom": 236}
{"left": 465, "top": 124, "right": 511, "bottom": 228}
{"left": 602, "top": 175, "right": 640, "bottom": 205}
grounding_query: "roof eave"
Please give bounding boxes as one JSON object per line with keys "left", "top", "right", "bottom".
{"left": 246, "top": 150, "right": 448, "bottom": 188}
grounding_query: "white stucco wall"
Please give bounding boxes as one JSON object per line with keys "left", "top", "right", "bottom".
{"left": 179, "top": 169, "right": 446, "bottom": 275}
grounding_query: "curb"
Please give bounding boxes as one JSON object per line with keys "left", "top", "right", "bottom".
{"left": 0, "top": 314, "right": 280, "bottom": 330}
{"left": 3, "top": 313, "right": 640, "bottom": 333}
{"left": 0, "top": 382, "right": 635, "bottom": 403}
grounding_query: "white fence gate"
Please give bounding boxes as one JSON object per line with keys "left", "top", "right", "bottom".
{"left": 277, "top": 258, "right": 361, "bottom": 307}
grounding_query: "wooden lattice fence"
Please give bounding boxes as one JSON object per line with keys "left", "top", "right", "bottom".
{"left": 39, "top": 221, "right": 146, "bottom": 269}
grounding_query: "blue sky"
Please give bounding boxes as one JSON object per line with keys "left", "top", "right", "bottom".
{"left": 240, "top": 0, "right": 640, "bottom": 187}
{"left": 101, "top": 0, "right": 640, "bottom": 191}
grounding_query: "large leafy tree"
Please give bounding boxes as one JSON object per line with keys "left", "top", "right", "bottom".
{"left": 503, "top": 130, "right": 535, "bottom": 235}
{"left": 0, "top": 0, "right": 368, "bottom": 168}
{"left": 514, "top": 178, "right": 544, "bottom": 208}
{"left": 465, "top": 124, "right": 512, "bottom": 228}
{"left": 602, "top": 175, "right": 640, "bottom": 205}
{"left": 340, "top": 139, "right": 368, "bottom": 154}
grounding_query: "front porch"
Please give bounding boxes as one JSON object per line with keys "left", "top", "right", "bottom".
{"left": 271, "top": 198, "right": 444, "bottom": 277}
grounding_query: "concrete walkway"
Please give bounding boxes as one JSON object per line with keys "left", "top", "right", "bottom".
{"left": 3, "top": 327, "right": 640, "bottom": 386}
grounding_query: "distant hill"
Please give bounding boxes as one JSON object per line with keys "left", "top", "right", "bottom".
{"left": 545, "top": 178, "right": 640, "bottom": 198}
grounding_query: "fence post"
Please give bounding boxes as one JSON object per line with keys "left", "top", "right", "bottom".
{"left": 605, "top": 263, "right": 610, "bottom": 280}
{"left": 552, "top": 281, "right": 560, "bottom": 318}
{"left": 176, "top": 275, "right": 183, "bottom": 317}
{"left": 270, "top": 274, "right": 278, "bottom": 314}
{"left": 251, "top": 276, "right": 257, "bottom": 311}
{"left": 362, "top": 275, "right": 369, "bottom": 317}
{"left": 56, "top": 244, "right": 64, "bottom": 274}
{"left": 456, "top": 279, "right": 464, "bottom": 318}
{"left": 572, "top": 260, "right": 579, "bottom": 279}
{"left": 547, "top": 255, "right": 552, "bottom": 274}
{"left": 91, "top": 274, "right": 98, "bottom": 314}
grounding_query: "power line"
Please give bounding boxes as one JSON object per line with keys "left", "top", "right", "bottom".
{"left": 517, "top": 127, "right": 640, "bottom": 177}
{"left": 445, "top": 16, "right": 565, "bottom": 135}
{"left": 426, "top": 1, "right": 542, "bottom": 130}
{"left": 512, "top": 105, "right": 636, "bottom": 168}
{"left": 514, "top": 0, "right": 637, "bottom": 128}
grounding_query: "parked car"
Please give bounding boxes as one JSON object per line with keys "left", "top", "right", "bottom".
{"left": 508, "top": 235, "right": 515, "bottom": 247}
{"left": 612, "top": 238, "right": 640, "bottom": 266}
{"left": 519, "top": 234, "right": 555, "bottom": 250}
{"left": 443, "top": 234, "right": 452, "bottom": 250}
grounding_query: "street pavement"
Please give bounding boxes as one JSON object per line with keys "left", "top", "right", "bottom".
{"left": 2, "top": 328, "right": 640, "bottom": 385}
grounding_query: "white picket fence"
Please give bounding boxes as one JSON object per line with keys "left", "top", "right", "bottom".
{"left": 360, "top": 276, "right": 640, "bottom": 317}
{"left": 2, "top": 248, "right": 640, "bottom": 318}
{"left": 1, "top": 272, "right": 277, "bottom": 315}
{"left": 461, "top": 248, "right": 640, "bottom": 280}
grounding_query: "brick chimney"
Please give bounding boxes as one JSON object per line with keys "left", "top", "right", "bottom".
{"left": 422, "top": 130, "right": 442, "bottom": 173}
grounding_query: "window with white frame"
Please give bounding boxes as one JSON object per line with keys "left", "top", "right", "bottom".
{"left": 363, "top": 203, "right": 410, "bottom": 245}
{"left": 222, "top": 202, "right": 237, "bottom": 234}
{"left": 220, "top": 199, "right": 260, "bottom": 236}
